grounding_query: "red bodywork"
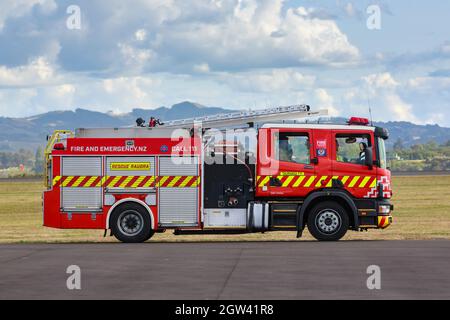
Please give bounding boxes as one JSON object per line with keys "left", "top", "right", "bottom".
{"left": 43, "top": 136, "right": 201, "bottom": 230}
{"left": 256, "top": 127, "right": 392, "bottom": 199}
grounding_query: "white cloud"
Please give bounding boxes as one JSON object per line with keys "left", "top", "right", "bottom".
{"left": 314, "top": 88, "right": 339, "bottom": 116}
{"left": 0, "top": 57, "right": 59, "bottom": 87}
{"left": 222, "top": 68, "right": 316, "bottom": 93}
{"left": 193, "top": 63, "right": 210, "bottom": 73}
{"left": 0, "top": 0, "right": 57, "bottom": 30}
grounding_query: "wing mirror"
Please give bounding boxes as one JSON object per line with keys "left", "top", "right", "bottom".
{"left": 365, "top": 147, "right": 373, "bottom": 169}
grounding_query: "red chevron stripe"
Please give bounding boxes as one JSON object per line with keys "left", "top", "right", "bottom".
{"left": 65, "top": 176, "right": 79, "bottom": 187}
{"left": 77, "top": 176, "right": 90, "bottom": 187}
{"left": 91, "top": 176, "right": 102, "bottom": 187}
{"left": 139, "top": 175, "right": 154, "bottom": 187}
{"left": 125, "top": 176, "right": 140, "bottom": 188}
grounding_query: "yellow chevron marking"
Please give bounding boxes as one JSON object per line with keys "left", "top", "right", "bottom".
{"left": 62, "top": 176, "right": 74, "bottom": 187}
{"left": 315, "top": 176, "right": 328, "bottom": 188}
{"left": 143, "top": 176, "right": 155, "bottom": 188}
{"left": 304, "top": 176, "right": 316, "bottom": 188}
{"left": 119, "top": 176, "right": 134, "bottom": 188}
{"left": 293, "top": 176, "right": 306, "bottom": 187}
{"left": 52, "top": 176, "right": 61, "bottom": 186}
{"left": 179, "top": 176, "right": 193, "bottom": 188}
{"left": 190, "top": 177, "right": 200, "bottom": 187}
{"left": 167, "top": 176, "right": 181, "bottom": 187}
{"left": 131, "top": 176, "right": 145, "bottom": 188}
{"left": 84, "top": 176, "right": 97, "bottom": 187}
{"left": 348, "top": 176, "right": 360, "bottom": 188}
{"left": 259, "top": 176, "right": 270, "bottom": 187}
{"left": 96, "top": 176, "right": 107, "bottom": 187}
{"left": 158, "top": 176, "right": 169, "bottom": 187}
{"left": 282, "top": 176, "right": 294, "bottom": 187}
{"left": 359, "top": 176, "right": 371, "bottom": 188}
{"left": 326, "top": 176, "right": 339, "bottom": 188}
{"left": 341, "top": 176, "right": 350, "bottom": 185}
{"left": 71, "top": 176, "right": 86, "bottom": 187}
{"left": 108, "top": 176, "right": 122, "bottom": 188}
{"left": 370, "top": 178, "right": 377, "bottom": 188}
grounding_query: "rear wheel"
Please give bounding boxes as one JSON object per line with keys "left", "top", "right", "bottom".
{"left": 110, "top": 203, "right": 154, "bottom": 243}
{"left": 307, "top": 201, "right": 349, "bottom": 241}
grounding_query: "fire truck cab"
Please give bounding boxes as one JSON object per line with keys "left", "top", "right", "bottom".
{"left": 43, "top": 106, "right": 393, "bottom": 242}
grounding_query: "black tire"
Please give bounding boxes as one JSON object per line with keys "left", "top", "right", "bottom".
{"left": 110, "top": 202, "right": 154, "bottom": 243}
{"left": 307, "top": 201, "right": 349, "bottom": 241}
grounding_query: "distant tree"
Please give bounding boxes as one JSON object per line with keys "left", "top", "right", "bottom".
{"left": 34, "top": 147, "right": 44, "bottom": 174}
{"left": 393, "top": 138, "right": 404, "bottom": 151}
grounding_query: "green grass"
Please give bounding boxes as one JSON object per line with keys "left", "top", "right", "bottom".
{"left": 0, "top": 175, "right": 449, "bottom": 243}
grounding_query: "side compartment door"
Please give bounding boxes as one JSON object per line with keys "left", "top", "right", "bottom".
{"left": 61, "top": 156, "right": 103, "bottom": 211}
{"left": 258, "top": 128, "right": 316, "bottom": 198}
{"left": 158, "top": 156, "right": 200, "bottom": 227}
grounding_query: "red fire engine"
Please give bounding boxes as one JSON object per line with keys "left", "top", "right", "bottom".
{"left": 43, "top": 105, "right": 393, "bottom": 242}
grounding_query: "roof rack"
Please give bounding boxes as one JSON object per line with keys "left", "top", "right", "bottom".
{"left": 161, "top": 104, "right": 328, "bottom": 129}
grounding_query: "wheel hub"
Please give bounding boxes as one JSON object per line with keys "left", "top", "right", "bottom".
{"left": 118, "top": 210, "right": 144, "bottom": 236}
{"left": 316, "top": 209, "right": 341, "bottom": 234}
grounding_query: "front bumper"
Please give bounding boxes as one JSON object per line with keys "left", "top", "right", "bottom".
{"left": 378, "top": 215, "right": 393, "bottom": 229}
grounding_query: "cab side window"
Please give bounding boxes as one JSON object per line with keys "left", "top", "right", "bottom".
{"left": 335, "top": 134, "right": 371, "bottom": 165}
{"left": 276, "top": 133, "right": 310, "bottom": 164}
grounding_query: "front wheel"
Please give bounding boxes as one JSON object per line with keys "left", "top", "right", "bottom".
{"left": 110, "top": 203, "right": 154, "bottom": 243}
{"left": 307, "top": 201, "right": 349, "bottom": 241}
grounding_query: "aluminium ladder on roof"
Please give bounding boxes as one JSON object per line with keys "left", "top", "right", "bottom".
{"left": 160, "top": 104, "right": 328, "bottom": 129}
{"left": 74, "top": 105, "right": 328, "bottom": 137}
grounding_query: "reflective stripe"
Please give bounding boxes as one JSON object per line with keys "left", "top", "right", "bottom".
{"left": 359, "top": 176, "right": 371, "bottom": 188}
{"left": 257, "top": 175, "right": 377, "bottom": 189}
{"left": 52, "top": 176, "right": 61, "bottom": 186}
{"left": 348, "top": 176, "right": 360, "bottom": 188}
{"left": 315, "top": 176, "right": 328, "bottom": 188}
{"left": 143, "top": 176, "right": 155, "bottom": 188}
{"left": 304, "top": 176, "right": 316, "bottom": 188}
{"left": 167, "top": 176, "right": 181, "bottom": 187}
{"left": 259, "top": 176, "right": 270, "bottom": 187}
{"left": 179, "top": 176, "right": 193, "bottom": 188}
{"left": 282, "top": 176, "right": 294, "bottom": 187}
{"left": 191, "top": 176, "right": 201, "bottom": 187}
{"left": 341, "top": 176, "right": 350, "bottom": 185}
{"left": 84, "top": 176, "right": 97, "bottom": 187}
{"left": 293, "top": 176, "right": 306, "bottom": 187}
{"left": 62, "top": 176, "right": 74, "bottom": 187}
{"left": 108, "top": 176, "right": 121, "bottom": 188}
{"left": 131, "top": 176, "right": 145, "bottom": 188}
{"left": 326, "top": 176, "right": 339, "bottom": 188}
{"left": 119, "top": 176, "right": 133, "bottom": 188}
{"left": 71, "top": 176, "right": 86, "bottom": 187}
{"left": 370, "top": 178, "right": 377, "bottom": 188}
{"left": 158, "top": 176, "right": 169, "bottom": 187}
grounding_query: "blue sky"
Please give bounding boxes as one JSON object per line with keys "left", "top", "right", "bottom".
{"left": 0, "top": 0, "right": 449, "bottom": 126}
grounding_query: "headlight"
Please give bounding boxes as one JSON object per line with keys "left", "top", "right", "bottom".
{"left": 379, "top": 205, "right": 391, "bottom": 214}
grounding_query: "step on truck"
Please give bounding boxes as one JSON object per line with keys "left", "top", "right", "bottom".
{"left": 43, "top": 105, "right": 393, "bottom": 242}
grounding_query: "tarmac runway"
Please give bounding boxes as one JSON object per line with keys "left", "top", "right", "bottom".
{"left": 0, "top": 240, "right": 449, "bottom": 300}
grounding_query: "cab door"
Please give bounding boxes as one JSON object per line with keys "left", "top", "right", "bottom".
{"left": 257, "top": 128, "right": 316, "bottom": 198}
{"left": 331, "top": 130, "right": 378, "bottom": 198}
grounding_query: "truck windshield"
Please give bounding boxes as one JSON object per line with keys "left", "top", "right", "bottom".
{"left": 377, "top": 138, "right": 387, "bottom": 169}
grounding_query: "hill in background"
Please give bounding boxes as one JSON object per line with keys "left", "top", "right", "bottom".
{"left": 1, "top": 101, "right": 449, "bottom": 152}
